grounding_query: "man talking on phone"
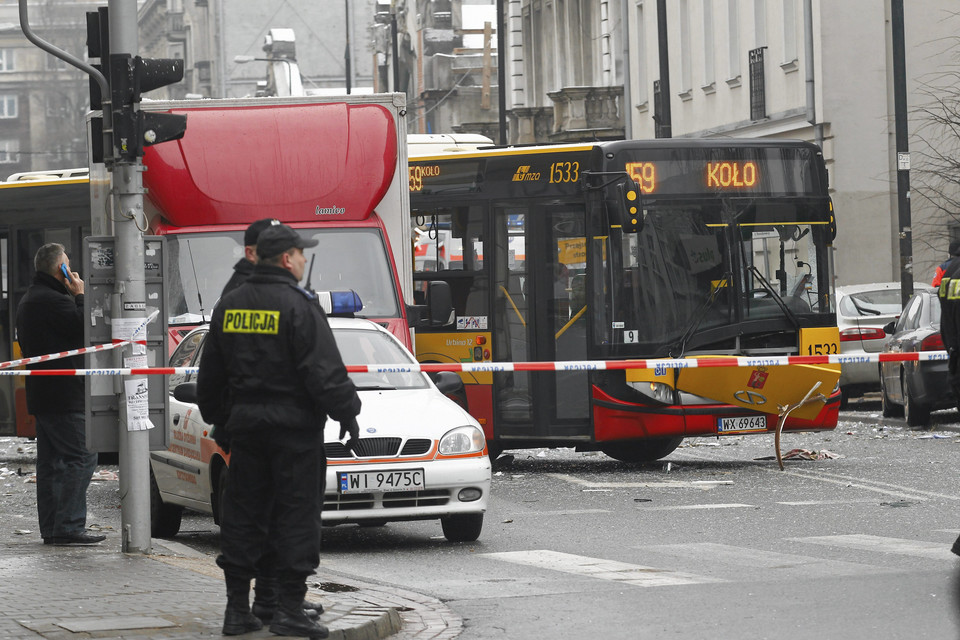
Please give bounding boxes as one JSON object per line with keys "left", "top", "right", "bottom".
{"left": 16, "top": 243, "right": 104, "bottom": 545}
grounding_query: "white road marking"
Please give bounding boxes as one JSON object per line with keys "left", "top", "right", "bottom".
{"left": 507, "top": 508, "right": 611, "bottom": 516}
{"left": 783, "top": 469, "right": 960, "bottom": 502}
{"left": 789, "top": 534, "right": 956, "bottom": 560}
{"left": 775, "top": 499, "right": 879, "bottom": 506}
{"left": 481, "top": 550, "right": 722, "bottom": 588}
{"left": 637, "top": 503, "right": 754, "bottom": 511}
{"left": 640, "top": 542, "right": 892, "bottom": 576}
{"left": 547, "top": 473, "right": 733, "bottom": 490}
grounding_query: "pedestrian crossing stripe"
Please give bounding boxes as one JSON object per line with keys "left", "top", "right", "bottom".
{"left": 788, "top": 534, "right": 956, "bottom": 560}
{"left": 480, "top": 550, "right": 723, "bottom": 588}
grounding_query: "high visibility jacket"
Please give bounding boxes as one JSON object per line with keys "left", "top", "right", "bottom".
{"left": 197, "top": 264, "right": 360, "bottom": 437}
{"left": 938, "top": 258, "right": 960, "bottom": 351}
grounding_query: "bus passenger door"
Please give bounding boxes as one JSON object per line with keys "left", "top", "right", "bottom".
{"left": 493, "top": 205, "right": 591, "bottom": 442}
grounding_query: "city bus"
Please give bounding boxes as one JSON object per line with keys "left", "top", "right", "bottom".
{"left": 408, "top": 139, "right": 842, "bottom": 462}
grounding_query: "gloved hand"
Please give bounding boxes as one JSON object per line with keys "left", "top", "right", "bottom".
{"left": 339, "top": 417, "right": 360, "bottom": 453}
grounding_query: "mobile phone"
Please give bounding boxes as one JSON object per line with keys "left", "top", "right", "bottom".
{"left": 60, "top": 263, "right": 71, "bottom": 282}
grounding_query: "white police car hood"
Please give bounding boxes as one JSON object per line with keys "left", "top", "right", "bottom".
{"left": 324, "top": 387, "right": 479, "bottom": 441}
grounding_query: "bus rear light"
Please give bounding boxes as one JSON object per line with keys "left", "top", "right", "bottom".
{"left": 920, "top": 333, "right": 944, "bottom": 352}
{"left": 839, "top": 327, "right": 887, "bottom": 342}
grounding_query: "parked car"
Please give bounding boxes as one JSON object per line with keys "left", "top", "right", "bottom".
{"left": 150, "top": 317, "right": 492, "bottom": 542}
{"left": 878, "top": 289, "right": 953, "bottom": 427}
{"left": 836, "top": 282, "right": 933, "bottom": 406}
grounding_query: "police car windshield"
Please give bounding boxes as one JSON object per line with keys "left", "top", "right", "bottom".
{"left": 167, "top": 229, "right": 400, "bottom": 324}
{"left": 333, "top": 327, "right": 430, "bottom": 390}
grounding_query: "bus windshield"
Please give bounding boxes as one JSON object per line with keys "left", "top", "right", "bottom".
{"left": 166, "top": 228, "right": 400, "bottom": 324}
{"left": 607, "top": 199, "right": 834, "bottom": 356}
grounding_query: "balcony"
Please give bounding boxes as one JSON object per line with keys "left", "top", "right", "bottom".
{"left": 546, "top": 86, "right": 625, "bottom": 142}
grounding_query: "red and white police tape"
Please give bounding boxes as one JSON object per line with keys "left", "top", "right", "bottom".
{"left": 0, "top": 310, "right": 157, "bottom": 372}
{"left": 0, "top": 350, "right": 948, "bottom": 376}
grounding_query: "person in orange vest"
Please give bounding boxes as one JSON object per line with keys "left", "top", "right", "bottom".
{"left": 932, "top": 240, "right": 960, "bottom": 287}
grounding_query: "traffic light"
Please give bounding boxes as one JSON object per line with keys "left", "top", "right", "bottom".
{"left": 85, "top": 7, "right": 187, "bottom": 164}
{"left": 110, "top": 54, "right": 187, "bottom": 162}
{"left": 619, "top": 179, "right": 642, "bottom": 233}
{"left": 86, "top": 8, "right": 110, "bottom": 163}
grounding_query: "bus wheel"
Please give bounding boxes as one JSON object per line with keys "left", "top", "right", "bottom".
{"left": 601, "top": 437, "right": 683, "bottom": 463}
{"left": 441, "top": 513, "right": 483, "bottom": 542}
{"left": 150, "top": 469, "right": 183, "bottom": 538}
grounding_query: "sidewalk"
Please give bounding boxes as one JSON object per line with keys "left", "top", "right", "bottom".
{"left": 0, "top": 438, "right": 461, "bottom": 640}
{"left": 0, "top": 533, "right": 406, "bottom": 640}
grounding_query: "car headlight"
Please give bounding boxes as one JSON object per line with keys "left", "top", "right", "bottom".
{"left": 439, "top": 425, "right": 486, "bottom": 455}
{"left": 627, "top": 381, "right": 675, "bottom": 404}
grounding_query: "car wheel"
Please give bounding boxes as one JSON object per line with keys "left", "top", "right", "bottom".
{"left": 441, "top": 513, "right": 483, "bottom": 542}
{"left": 149, "top": 469, "right": 183, "bottom": 538}
{"left": 839, "top": 387, "right": 849, "bottom": 410}
{"left": 880, "top": 374, "right": 903, "bottom": 418}
{"left": 600, "top": 437, "right": 684, "bottom": 463}
{"left": 903, "top": 376, "right": 931, "bottom": 428}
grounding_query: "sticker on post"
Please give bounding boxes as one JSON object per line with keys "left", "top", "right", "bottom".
{"left": 124, "top": 378, "right": 154, "bottom": 431}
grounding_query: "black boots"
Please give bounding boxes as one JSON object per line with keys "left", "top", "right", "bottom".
{"left": 252, "top": 575, "right": 324, "bottom": 623}
{"left": 222, "top": 578, "right": 263, "bottom": 636}
{"left": 269, "top": 582, "right": 329, "bottom": 638}
{"left": 252, "top": 576, "right": 280, "bottom": 622}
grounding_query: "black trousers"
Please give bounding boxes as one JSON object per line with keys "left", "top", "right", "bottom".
{"left": 217, "top": 429, "right": 323, "bottom": 583}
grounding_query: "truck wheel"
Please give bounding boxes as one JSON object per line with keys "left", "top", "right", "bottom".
{"left": 150, "top": 470, "right": 183, "bottom": 538}
{"left": 441, "top": 513, "right": 483, "bottom": 542}
{"left": 601, "top": 437, "right": 683, "bottom": 463}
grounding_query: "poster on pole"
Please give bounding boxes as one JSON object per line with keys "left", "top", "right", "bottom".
{"left": 123, "top": 378, "right": 154, "bottom": 431}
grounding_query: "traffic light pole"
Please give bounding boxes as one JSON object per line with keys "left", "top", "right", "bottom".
{"left": 108, "top": 0, "right": 151, "bottom": 554}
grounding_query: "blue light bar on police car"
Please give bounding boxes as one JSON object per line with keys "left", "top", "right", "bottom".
{"left": 316, "top": 290, "right": 363, "bottom": 315}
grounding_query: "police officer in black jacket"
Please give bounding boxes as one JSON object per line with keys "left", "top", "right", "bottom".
{"left": 16, "top": 244, "right": 105, "bottom": 546}
{"left": 198, "top": 224, "right": 361, "bottom": 638}
{"left": 221, "top": 218, "right": 278, "bottom": 300}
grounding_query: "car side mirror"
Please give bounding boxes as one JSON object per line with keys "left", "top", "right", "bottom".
{"left": 882, "top": 321, "right": 896, "bottom": 335}
{"left": 429, "top": 371, "right": 464, "bottom": 395}
{"left": 174, "top": 381, "right": 198, "bottom": 403}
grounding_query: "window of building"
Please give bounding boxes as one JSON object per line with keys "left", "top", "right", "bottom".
{"left": 781, "top": 0, "right": 798, "bottom": 70}
{"left": 727, "top": 0, "right": 741, "bottom": 84}
{"left": 0, "top": 95, "right": 16, "bottom": 118}
{"left": 0, "top": 49, "right": 14, "bottom": 72}
{"left": 0, "top": 140, "right": 20, "bottom": 164}
{"left": 635, "top": 0, "right": 648, "bottom": 109}
{"left": 702, "top": 0, "right": 715, "bottom": 92}
{"left": 754, "top": 0, "right": 766, "bottom": 47}
{"left": 678, "top": 0, "right": 691, "bottom": 98}
{"left": 749, "top": 46, "right": 767, "bottom": 120}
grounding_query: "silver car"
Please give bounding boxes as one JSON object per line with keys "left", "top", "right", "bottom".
{"left": 836, "top": 282, "right": 932, "bottom": 406}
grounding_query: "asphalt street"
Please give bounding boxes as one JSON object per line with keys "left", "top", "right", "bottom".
{"left": 2, "top": 396, "right": 959, "bottom": 639}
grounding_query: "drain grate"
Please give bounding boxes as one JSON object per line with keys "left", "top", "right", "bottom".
{"left": 317, "top": 581, "right": 360, "bottom": 593}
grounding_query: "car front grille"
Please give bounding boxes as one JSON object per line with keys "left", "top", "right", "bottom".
{"left": 324, "top": 437, "right": 433, "bottom": 459}
{"left": 323, "top": 489, "right": 451, "bottom": 511}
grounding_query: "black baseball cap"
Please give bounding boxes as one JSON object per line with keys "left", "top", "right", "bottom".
{"left": 256, "top": 223, "right": 319, "bottom": 259}
{"left": 244, "top": 218, "right": 279, "bottom": 246}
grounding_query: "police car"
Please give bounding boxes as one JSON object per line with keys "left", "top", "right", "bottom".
{"left": 150, "top": 309, "right": 492, "bottom": 543}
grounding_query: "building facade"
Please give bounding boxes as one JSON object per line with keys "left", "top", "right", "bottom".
{"left": 626, "top": 0, "right": 959, "bottom": 286}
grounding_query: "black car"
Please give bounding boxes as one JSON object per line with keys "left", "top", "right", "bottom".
{"left": 878, "top": 290, "right": 953, "bottom": 427}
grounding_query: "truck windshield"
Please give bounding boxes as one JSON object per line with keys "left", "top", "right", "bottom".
{"left": 166, "top": 228, "right": 400, "bottom": 324}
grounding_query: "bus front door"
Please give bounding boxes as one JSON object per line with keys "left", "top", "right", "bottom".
{"left": 493, "top": 204, "right": 591, "bottom": 445}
